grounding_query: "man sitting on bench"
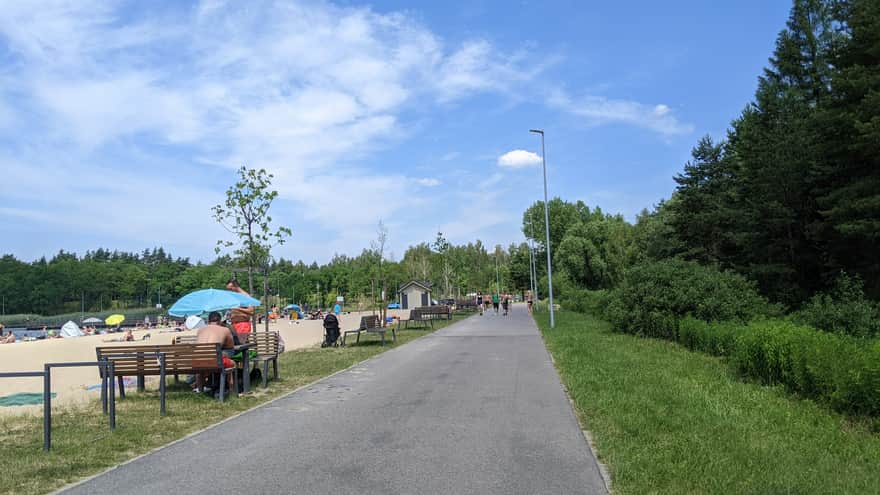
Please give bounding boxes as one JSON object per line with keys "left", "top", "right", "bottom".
{"left": 195, "top": 311, "right": 236, "bottom": 394}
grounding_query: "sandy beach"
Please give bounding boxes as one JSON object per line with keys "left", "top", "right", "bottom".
{"left": 0, "top": 309, "right": 407, "bottom": 416}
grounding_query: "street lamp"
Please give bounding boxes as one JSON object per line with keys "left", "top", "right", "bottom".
{"left": 529, "top": 129, "right": 555, "bottom": 329}
{"left": 494, "top": 251, "right": 501, "bottom": 294}
{"left": 528, "top": 212, "right": 539, "bottom": 304}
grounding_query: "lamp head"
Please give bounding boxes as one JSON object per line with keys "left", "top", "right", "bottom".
{"left": 529, "top": 129, "right": 543, "bottom": 135}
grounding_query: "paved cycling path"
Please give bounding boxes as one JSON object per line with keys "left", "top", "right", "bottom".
{"left": 61, "top": 305, "right": 608, "bottom": 494}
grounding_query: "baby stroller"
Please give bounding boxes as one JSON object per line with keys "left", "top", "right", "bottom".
{"left": 322, "top": 313, "right": 341, "bottom": 347}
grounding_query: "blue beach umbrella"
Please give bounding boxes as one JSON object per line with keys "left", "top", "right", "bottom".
{"left": 168, "top": 289, "right": 262, "bottom": 317}
{"left": 285, "top": 304, "right": 301, "bottom": 311}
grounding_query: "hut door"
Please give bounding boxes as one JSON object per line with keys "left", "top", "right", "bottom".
{"left": 421, "top": 292, "right": 429, "bottom": 306}
{"left": 402, "top": 294, "right": 408, "bottom": 309}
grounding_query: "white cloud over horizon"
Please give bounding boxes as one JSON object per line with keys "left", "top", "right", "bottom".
{"left": 0, "top": 0, "right": 698, "bottom": 263}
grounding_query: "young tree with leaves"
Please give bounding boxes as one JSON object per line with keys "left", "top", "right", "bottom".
{"left": 212, "top": 166, "right": 292, "bottom": 326}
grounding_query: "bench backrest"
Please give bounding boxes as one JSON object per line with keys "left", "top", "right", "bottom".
{"left": 173, "top": 335, "right": 198, "bottom": 345}
{"left": 361, "top": 315, "right": 381, "bottom": 329}
{"left": 96, "top": 343, "right": 222, "bottom": 376}
{"left": 247, "top": 331, "right": 280, "bottom": 357}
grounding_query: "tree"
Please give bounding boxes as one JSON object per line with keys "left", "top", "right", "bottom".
{"left": 670, "top": 136, "right": 739, "bottom": 265}
{"left": 371, "top": 220, "right": 389, "bottom": 324}
{"left": 212, "top": 166, "right": 292, "bottom": 301}
{"left": 433, "top": 231, "right": 452, "bottom": 297}
{"left": 813, "top": 0, "right": 880, "bottom": 296}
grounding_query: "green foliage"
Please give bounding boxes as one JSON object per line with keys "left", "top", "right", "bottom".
{"left": 732, "top": 319, "right": 880, "bottom": 416}
{"left": 555, "top": 214, "right": 635, "bottom": 290}
{"left": 558, "top": 288, "right": 608, "bottom": 315}
{"left": 791, "top": 273, "right": 880, "bottom": 337}
{"left": 604, "top": 259, "right": 772, "bottom": 339}
{"left": 212, "top": 166, "right": 292, "bottom": 293}
{"left": 678, "top": 316, "right": 742, "bottom": 356}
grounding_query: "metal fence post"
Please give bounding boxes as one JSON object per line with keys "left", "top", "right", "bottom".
{"left": 159, "top": 354, "right": 166, "bottom": 417}
{"left": 101, "top": 363, "right": 108, "bottom": 415}
{"left": 43, "top": 364, "right": 51, "bottom": 451}
{"left": 109, "top": 361, "right": 116, "bottom": 431}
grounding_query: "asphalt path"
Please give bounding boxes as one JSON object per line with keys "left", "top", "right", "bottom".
{"left": 61, "top": 304, "right": 608, "bottom": 494}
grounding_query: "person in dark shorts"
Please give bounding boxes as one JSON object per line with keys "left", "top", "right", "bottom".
{"left": 527, "top": 290, "right": 534, "bottom": 314}
{"left": 502, "top": 295, "right": 510, "bottom": 315}
{"left": 492, "top": 292, "right": 500, "bottom": 314}
{"left": 476, "top": 292, "right": 484, "bottom": 316}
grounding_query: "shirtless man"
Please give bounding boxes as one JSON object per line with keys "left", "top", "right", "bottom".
{"left": 527, "top": 290, "right": 534, "bottom": 315}
{"left": 195, "top": 311, "right": 236, "bottom": 393}
{"left": 226, "top": 279, "right": 255, "bottom": 339}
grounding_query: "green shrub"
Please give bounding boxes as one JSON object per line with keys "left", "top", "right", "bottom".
{"left": 604, "top": 259, "right": 772, "bottom": 338}
{"left": 678, "top": 317, "right": 742, "bottom": 356}
{"left": 733, "top": 319, "right": 880, "bottom": 416}
{"left": 791, "top": 273, "right": 880, "bottom": 338}
{"left": 559, "top": 288, "right": 608, "bottom": 314}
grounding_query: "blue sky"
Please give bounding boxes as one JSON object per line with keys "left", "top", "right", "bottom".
{"left": 0, "top": 0, "right": 791, "bottom": 264}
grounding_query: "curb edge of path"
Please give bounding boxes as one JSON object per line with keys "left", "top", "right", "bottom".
{"left": 539, "top": 320, "right": 614, "bottom": 494}
{"left": 51, "top": 319, "right": 465, "bottom": 495}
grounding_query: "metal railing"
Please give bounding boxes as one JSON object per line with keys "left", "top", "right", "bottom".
{"left": 0, "top": 360, "right": 116, "bottom": 451}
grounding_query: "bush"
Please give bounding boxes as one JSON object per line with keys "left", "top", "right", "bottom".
{"left": 678, "top": 317, "right": 742, "bottom": 356}
{"left": 732, "top": 319, "right": 880, "bottom": 416}
{"left": 559, "top": 288, "right": 609, "bottom": 314}
{"left": 791, "top": 273, "right": 880, "bottom": 338}
{"left": 604, "top": 259, "right": 773, "bottom": 338}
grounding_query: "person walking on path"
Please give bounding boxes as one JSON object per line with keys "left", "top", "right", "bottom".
{"left": 492, "top": 292, "right": 500, "bottom": 314}
{"left": 502, "top": 295, "right": 510, "bottom": 316}
{"left": 476, "top": 292, "right": 484, "bottom": 316}
{"left": 526, "top": 290, "right": 534, "bottom": 315}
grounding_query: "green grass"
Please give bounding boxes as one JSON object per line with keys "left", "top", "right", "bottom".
{"left": 536, "top": 311, "right": 880, "bottom": 495}
{"left": 0, "top": 315, "right": 466, "bottom": 495}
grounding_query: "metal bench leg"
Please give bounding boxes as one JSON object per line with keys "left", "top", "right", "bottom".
{"left": 101, "top": 374, "right": 108, "bottom": 414}
{"left": 219, "top": 371, "right": 226, "bottom": 402}
{"left": 273, "top": 358, "right": 278, "bottom": 379}
{"left": 137, "top": 375, "right": 145, "bottom": 392}
{"left": 356, "top": 331, "right": 361, "bottom": 344}
{"left": 118, "top": 376, "right": 125, "bottom": 398}
{"left": 262, "top": 361, "right": 269, "bottom": 388}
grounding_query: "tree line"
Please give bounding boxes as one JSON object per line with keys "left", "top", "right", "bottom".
{"left": 526, "top": 0, "right": 880, "bottom": 310}
{"left": 0, "top": 238, "right": 526, "bottom": 317}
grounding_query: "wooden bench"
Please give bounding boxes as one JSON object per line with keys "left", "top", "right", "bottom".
{"left": 342, "top": 315, "right": 395, "bottom": 346}
{"left": 455, "top": 299, "right": 478, "bottom": 312}
{"left": 423, "top": 305, "right": 452, "bottom": 321}
{"left": 399, "top": 307, "right": 431, "bottom": 329}
{"left": 96, "top": 343, "right": 236, "bottom": 402}
{"left": 247, "top": 331, "right": 280, "bottom": 387}
{"left": 400, "top": 305, "right": 451, "bottom": 329}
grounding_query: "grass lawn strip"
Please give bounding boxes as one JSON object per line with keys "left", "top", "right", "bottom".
{"left": 1, "top": 315, "right": 465, "bottom": 495}
{"left": 535, "top": 310, "right": 880, "bottom": 495}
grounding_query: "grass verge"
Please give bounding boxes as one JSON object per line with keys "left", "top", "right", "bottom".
{"left": 536, "top": 311, "right": 880, "bottom": 494}
{"left": 0, "top": 315, "right": 465, "bottom": 495}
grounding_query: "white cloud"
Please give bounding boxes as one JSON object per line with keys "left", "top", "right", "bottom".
{"left": 547, "top": 89, "right": 693, "bottom": 136}
{"left": 0, "top": 0, "right": 549, "bottom": 261}
{"left": 497, "top": 150, "right": 542, "bottom": 168}
{"left": 415, "top": 178, "right": 441, "bottom": 187}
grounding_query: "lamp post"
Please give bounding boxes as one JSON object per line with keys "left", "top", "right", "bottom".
{"left": 494, "top": 251, "right": 501, "bottom": 294}
{"left": 529, "top": 129, "right": 555, "bottom": 329}
{"left": 528, "top": 212, "right": 538, "bottom": 305}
